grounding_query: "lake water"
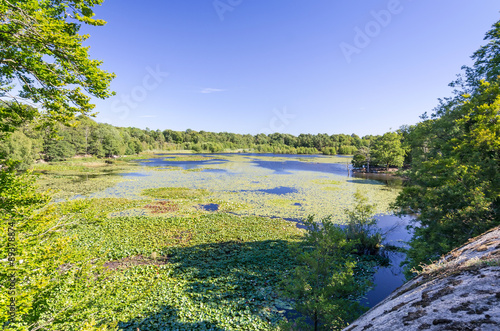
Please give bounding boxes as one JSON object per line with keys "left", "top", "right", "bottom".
{"left": 97, "top": 153, "right": 412, "bottom": 309}
{"left": 364, "top": 214, "right": 413, "bottom": 308}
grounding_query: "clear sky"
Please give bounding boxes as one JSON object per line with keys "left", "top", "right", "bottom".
{"left": 82, "top": 1, "right": 500, "bottom": 137}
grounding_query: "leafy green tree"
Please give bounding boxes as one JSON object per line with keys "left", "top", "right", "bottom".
{"left": 0, "top": 168, "right": 112, "bottom": 330}
{"left": 371, "top": 132, "right": 405, "bottom": 170}
{"left": 0, "top": 102, "right": 38, "bottom": 139}
{"left": 72, "top": 116, "right": 98, "bottom": 155}
{"left": 44, "top": 129, "right": 76, "bottom": 161}
{"left": 0, "top": 0, "right": 115, "bottom": 131}
{"left": 394, "top": 19, "right": 500, "bottom": 277}
{"left": 0, "top": 130, "right": 37, "bottom": 170}
{"left": 352, "top": 145, "right": 371, "bottom": 171}
{"left": 282, "top": 216, "right": 369, "bottom": 331}
{"left": 344, "top": 191, "right": 383, "bottom": 255}
{"left": 0, "top": 2, "right": 115, "bottom": 328}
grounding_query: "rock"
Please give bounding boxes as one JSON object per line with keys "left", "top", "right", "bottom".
{"left": 344, "top": 226, "right": 500, "bottom": 331}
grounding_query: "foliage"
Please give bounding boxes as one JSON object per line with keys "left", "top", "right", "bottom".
{"left": 0, "top": 0, "right": 115, "bottom": 132}
{"left": 394, "top": 19, "right": 500, "bottom": 277}
{"left": 44, "top": 129, "right": 77, "bottom": 161}
{"left": 0, "top": 167, "right": 111, "bottom": 330}
{"left": 0, "top": 130, "right": 38, "bottom": 170}
{"left": 370, "top": 132, "right": 405, "bottom": 170}
{"left": 351, "top": 153, "right": 367, "bottom": 169}
{"left": 281, "top": 215, "right": 370, "bottom": 331}
{"left": 0, "top": 113, "right": 384, "bottom": 169}
{"left": 351, "top": 145, "right": 372, "bottom": 171}
{"left": 344, "top": 191, "right": 383, "bottom": 255}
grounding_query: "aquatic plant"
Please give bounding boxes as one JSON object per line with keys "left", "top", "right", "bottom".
{"left": 141, "top": 187, "right": 210, "bottom": 200}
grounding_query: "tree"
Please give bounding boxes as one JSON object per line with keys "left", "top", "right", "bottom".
{"left": 0, "top": 0, "right": 115, "bottom": 132}
{"left": 44, "top": 131, "right": 76, "bottom": 161}
{"left": 0, "top": 168, "right": 112, "bottom": 330}
{"left": 352, "top": 145, "right": 371, "bottom": 171}
{"left": 73, "top": 115, "right": 98, "bottom": 155}
{"left": 282, "top": 216, "right": 370, "bottom": 331}
{"left": 394, "top": 19, "right": 500, "bottom": 277}
{"left": 371, "top": 132, "right": 405, "bottom": 170}
{"left": 344, "top": 191, "right": 383, "bottom": 255}
{"left": 0, "top": 2, "right": 115, "bottom": 328}
{"left": 0, "top": 130, "right": 38, "bottom": 170}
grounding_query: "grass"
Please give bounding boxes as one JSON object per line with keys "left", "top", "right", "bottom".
{"left": 141, "top": 187, "right": 211, "bottom": 200}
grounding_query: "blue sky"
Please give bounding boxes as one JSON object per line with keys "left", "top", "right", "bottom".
{"left": 82, "top": 1, "right": 500, "bottom": 136}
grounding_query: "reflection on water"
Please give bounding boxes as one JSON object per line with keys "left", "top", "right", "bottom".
{"left": 352, "top": 172, "right": 405, "bottom": 187}
{"left": 250, "top": 160, "right": 350, "bottom": 176}
{"left": 364, "top": 214, "right": 414, "bottom": 308}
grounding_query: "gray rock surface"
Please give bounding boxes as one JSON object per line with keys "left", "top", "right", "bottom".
{"left": 344, "top": 226, "right": 500, "bottom": 331}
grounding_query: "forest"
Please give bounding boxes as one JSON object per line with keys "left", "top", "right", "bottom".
{"left": 0, "top": 1, "right": 499, "bottom": 330}
{"left": 0, "top": 110, "right": 406, "bottom": 171}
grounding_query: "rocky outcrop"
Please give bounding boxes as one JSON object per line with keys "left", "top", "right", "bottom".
{"left": 344, "top": 226, "right": 500, "bottom": 331}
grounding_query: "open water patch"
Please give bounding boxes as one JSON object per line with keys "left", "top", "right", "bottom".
{"left": 258, "top": 187, "right": 298, "bottom": 195}
{"left": 121, "top": 172, "right": 150, "bottom": 177}
{"left": 202, "top": 168, "right": 228, "bottom": 173}
{"left": 364, "top": 214, "right": 414, "bottom": 308}
{"left": 199, "top": 203, "right": 219, "bottom": 211}
{"left": 136, "top": 158, "right": 229, "bottom": 170}
{"left": 252, "top": 160, "right": 349, "bottom": 176}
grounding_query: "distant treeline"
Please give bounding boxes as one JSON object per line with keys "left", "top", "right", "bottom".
{"left": 1, "top": 114, "right": 389, "bottom": 169}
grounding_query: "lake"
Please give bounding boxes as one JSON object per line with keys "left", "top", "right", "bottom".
{"left": 87, "top": 153, "right": 412, "bottom": 310}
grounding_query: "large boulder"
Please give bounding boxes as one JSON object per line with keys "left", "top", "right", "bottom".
{"left": 344, "top": 226, "right": 500, "bottom": 331}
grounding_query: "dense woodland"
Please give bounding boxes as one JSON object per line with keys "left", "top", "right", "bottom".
{"left": 0, "top": 111, "right": 406, "bottom": 171}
